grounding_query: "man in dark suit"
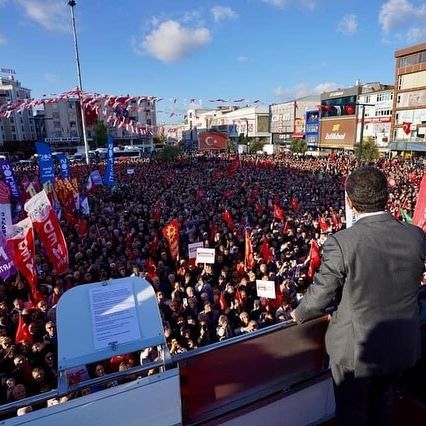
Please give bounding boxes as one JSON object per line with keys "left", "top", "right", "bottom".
{"left": 292, "top": 166, "right": 426, "bottom": 425}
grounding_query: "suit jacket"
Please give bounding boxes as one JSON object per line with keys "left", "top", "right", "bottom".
{"left": 294, "top": 213, "right": 426, "bottom": 377}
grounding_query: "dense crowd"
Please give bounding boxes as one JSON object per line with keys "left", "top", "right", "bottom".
{"left": 0, "top": 151, "right": 424, "bottom": 415}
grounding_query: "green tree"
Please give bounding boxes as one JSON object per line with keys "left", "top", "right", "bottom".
{"left": 249, "top": 138, "right": 264, "bottom": 154}
{"left": 153, "top": 135, "right": 167, "bottom": 145}
{"left": 354, "top": 137, "right": 379, "bottom": 160}
{"left": 93, "top": 121, "right": 108, "bottom": 148}
{"left": 157, "top": 145, "right": 180, "bottom": 161}
{"left": 290, "top": 138, "right": 308, "bottom": 154}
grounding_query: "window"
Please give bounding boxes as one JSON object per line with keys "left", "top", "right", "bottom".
{"left": 420, "top": 51, "right": 426, "bottom": 64}
{"left": 399, "top": 70, "right": 426, "bottom": 90}
{"left": 399, "top": 54, "right": 417, "bottom": 67}
{"left": 376, "top": 92, "right": 393, "bottom": 102}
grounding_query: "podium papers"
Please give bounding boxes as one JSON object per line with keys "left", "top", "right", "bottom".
{"left": 90, "top": 281, "right": 141, "bottom": 350}
{"left": 57, "top": 277, "right": 165, "bottom": 371}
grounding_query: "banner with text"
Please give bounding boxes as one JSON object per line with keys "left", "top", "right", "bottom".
{"left": 104, "top": 135, "right": 115, "bottom": 186}
{"left": 0, "top": 231, "right": 16, "bottom": 281}
{"left": 0, "top": 158, "right": 21, "bottom": 201}
{"left": 57, "top": 153, "right": 70, "bottom": 179}
{"left": 24, "top": 190, "right": 69, "bottom": 274}
{"left": 0, "top": 181, "right": 11, "bottom": 238}
{"left": 36, "top": 142, "right": 55, "bottom": 185}
{"left": 256, "top": 280, "right": 276, "bottom": 299}
{"left": 6, "top": 217, "right": 37, "bottom": 288}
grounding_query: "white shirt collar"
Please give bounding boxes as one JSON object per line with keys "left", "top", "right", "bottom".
{"left": 356, "top": 211, "right": 387, "bottom": 220}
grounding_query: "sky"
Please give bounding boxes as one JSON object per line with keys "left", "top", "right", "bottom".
{"left": 0, "top": 0, "right": 426, "bottom": 122}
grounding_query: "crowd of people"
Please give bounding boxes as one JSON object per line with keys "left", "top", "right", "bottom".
{"left": 0, "top": 151, "right": 424, "bottom": 416}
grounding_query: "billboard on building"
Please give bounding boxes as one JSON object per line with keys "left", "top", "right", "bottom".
{"left": 198, "top": 131, "right": 228, "bottom": 150}
{"left": 319, "top": 118, "right": 356, "bottom": 149}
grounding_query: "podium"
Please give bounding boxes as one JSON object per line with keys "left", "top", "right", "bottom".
{"left": 2, "top": 277, "right": 182, "bottom": 426}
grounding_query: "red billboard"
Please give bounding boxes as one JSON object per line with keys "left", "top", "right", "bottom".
{"left": 198, "top": 131, "right": 228, "bottom": 150}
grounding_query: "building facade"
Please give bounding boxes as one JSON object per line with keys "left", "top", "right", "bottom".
{"left": 390, "top": 42, "right": 426, "bottom": 152}
{"left": 305, "top": 110, "right": 320, "bottom": 149}
{"left": 183, "top": 105, "right": 270, "bottom": 150}
{"left": 319, "top": 86, "right": 360, "bottom": 150}
{"left": 270, "top": 96, "right": 318, "bottom": 148}
{"left": 0, "top": 73, "right": 36, "bottom": 145}
{"left": 356, "top": 83, "right": 394, "bottom": 149}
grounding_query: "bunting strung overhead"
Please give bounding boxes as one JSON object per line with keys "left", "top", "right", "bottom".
{"left": 0, "top": 88, "right": 265, "bottom": 128}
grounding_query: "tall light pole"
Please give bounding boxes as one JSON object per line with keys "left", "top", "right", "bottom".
{"left": 68, "top": 0, "right": 90, "bottom": 165}
{"left": 356, "top": 103, "right": 374, "bottom": 160}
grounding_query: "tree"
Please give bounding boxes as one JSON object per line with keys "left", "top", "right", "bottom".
{"left": 153, "top": 135, "right": 167, "bottom": 145}
{"left": 157, "top": 145, "right": 180, "bottom": 161}
{"left": 93, "top": 121, "right": 108, "bottom": 148}
{"left": 290, "top": 139, "right": 308, "bottom": 155}
{"left": 249, "top": 138, "right": 264, "bottom": 154}
{"left": 354, "top": 137, "right": 379, "bottom": 161}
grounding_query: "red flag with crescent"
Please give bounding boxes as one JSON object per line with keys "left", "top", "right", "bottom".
{"left": 162, "top": 219, "right": 180, "bottom": 260}
{"left": 198, "top": 131, "right": 228, "bottom": 150}
{"left": 402, "top": 122, "right": 412, "bottom": 135}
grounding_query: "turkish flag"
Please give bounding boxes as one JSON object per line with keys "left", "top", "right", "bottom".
{"left": 162, "top": 219, "right": 180, "bottom": 260}
{"left": 402, "top": 122, "right": 412, "bottom": 135}
{"left": 307, "top": 240, "right": 321, "bottom": 280}
{"left": 273, "top": 204, "right": 285, "bottom": 221}
{"left": 198, "top": 131, "right": 228, "bottom": 150}
{"left": 145, "top": 257, "right": 158, "bottom": 280}
{"left": 15, "top": 314, "right": 32, "bottom": 344}
{"left": 261, "top": 238, "right": 273, "bottom": 263}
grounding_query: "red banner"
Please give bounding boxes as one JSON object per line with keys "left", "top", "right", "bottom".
{"left": 198, "top": 131, "right": 228, "bottom": 150}
{"left": 307, "top": 240, "right": 321, "bottom": 280}
{"left": 226, "top": 155, "right": 240, "bottom": 177}
{"left": 6, "top": 217, "right": 38, "bottom": 296}
{"left": 222, "top": 209, "right": 235, "bottom": 230}
{"left": 162, "top": 219, "right": 180, "bottom": 260}
{"left": 413, "top": 173, "right": 426, "bottom": 231}
{"left": 245, "top": 230, "right": 254, "bottom": 270}
{"left": 24, "top": 190, "right": 69, "bottom": 274}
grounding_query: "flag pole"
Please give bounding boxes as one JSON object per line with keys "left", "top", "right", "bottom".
{"left": 68, "top": 0, "right": 90, "bottom": 165}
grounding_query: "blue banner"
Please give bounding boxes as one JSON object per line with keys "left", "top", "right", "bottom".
{"left": 57, "top": 153, "right": 70, "bottom": 179}
{"left": 35, "top": 142, "right": 55, "bottom": 185}
{"left": 90, "top": 170, "right": 103, "bottom": 186}
{"left": 103, "top": 135, "right": 115, "bottom": 186}
{"left": 0, "top": 159, "right": 21, "bottom": 201}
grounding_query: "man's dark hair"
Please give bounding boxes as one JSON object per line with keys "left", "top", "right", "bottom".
{"left": 346, "top": 166, "right": 388, "bottom": 213}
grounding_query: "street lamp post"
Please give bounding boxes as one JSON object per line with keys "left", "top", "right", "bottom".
{"left": 68, "top": 0, "right": 90, "bottom": 165}
{"left": 356, "top": 103, "right": 374, "bottom": 160}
